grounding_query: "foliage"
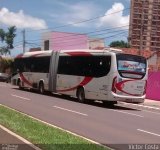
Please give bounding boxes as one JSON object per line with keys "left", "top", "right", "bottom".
{"left": 0, "top": 29, "right": 5, "bottom": 42}
{"left": 0, "top": 57, "right": 14, "bottom": 73}
{"left": 109, "top": 40, "right": 130, "bottom": 48}
{"left": 0, "top": 26, "right": 16, "bottom": 55}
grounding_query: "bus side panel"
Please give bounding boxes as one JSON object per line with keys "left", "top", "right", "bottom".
{"left": 31, "top": 72, "right": 49, "bottom": 89}
{"left": 56, "top": 75, "right": 82, "bottom": 96}
{"left": 48, "top": 51, "right": 59, "bottom": 92}
{"left": 56, "top": 75, "right": 110, "bottom": 100}
{"left": 84, "top": 76, "right": 110, "bottom": 100}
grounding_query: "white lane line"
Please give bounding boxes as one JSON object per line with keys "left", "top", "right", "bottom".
{"left": 137, "top": 129, "right": 160, "bottom": 137}
{"left": 1, "top": 104, "right": 103, "bottom": 147}
{"left": 143, "top": 110, "right": 160, "bottom": 115}
{"left": 53, "top": 106, "right": 88, "bottom": 116}
{"left": 112, "top": 109, "right": 144, "bottom": 118}
{"left": 0, "top": 84, "right": 6, "bottom": 87}
{"left": 140, "top": 105, "right": 160, "bottom": 110}
{"left": 11, "top": 94, "right": 31, "bottom": 101}
{"left": 119, "top": 102, "right": 160, "bottom": 110}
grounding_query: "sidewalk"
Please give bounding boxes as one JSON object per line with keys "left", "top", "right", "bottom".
{"left": 144, "top": 99, "right": 160, "bottom": 108}
{"left": 118, "top": 98, "right": 160, "bottom": 111}
{"left": 0, "top": 125, "right": 40, "bottom": 150}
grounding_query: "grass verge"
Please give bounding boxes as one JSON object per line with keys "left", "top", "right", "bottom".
{"left": 0, "top": 105, "right": 108, "bottom": 150}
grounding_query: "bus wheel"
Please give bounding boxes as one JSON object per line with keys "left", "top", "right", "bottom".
{"left": 18, "top": 79, "right": 23, "bottom": 90}
{"left": 39, "top": 82, "right": 45, "bottom": 94}
{"left": 77, "top": 87, "right": 85, "bottom": 103}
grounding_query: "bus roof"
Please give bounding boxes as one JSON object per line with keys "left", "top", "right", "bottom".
{"left": 16, "top": 48, "right": 123, "bottom": 58}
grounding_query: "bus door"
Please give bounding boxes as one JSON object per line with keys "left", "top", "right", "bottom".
{"left": 49, "top": 51, "right": 59, "bottom": 92}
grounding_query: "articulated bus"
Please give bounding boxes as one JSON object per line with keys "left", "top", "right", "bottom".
{"left": 12, "top": 49, "right": 148, "bottom": 105}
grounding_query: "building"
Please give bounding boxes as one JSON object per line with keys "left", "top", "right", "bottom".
{"left": 129, "top": 0, "right": 160, "bottom": 51}
{"left": 41, "top": 31, "right": 88, "bottom": 51}
{"left": 88, "top": 38, "right": 105, "bottom": 49}
{"left": 41, "top": 31, "right": 105, "bottom": 51}
{"left": 29, "top": 47, "right": 41, "bottom": 52}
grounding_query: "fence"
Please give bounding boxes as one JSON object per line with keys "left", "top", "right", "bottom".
{"left": 146, "top": 71, "right": 160, "bottom": 101}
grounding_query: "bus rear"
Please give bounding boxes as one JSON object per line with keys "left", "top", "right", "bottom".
{"left": 110, "top": 53, "right": 147, "bottom": 103}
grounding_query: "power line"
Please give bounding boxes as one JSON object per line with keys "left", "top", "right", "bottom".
{"left": 13, "top": 7, "right": 130, "bottom": 49}
{"left": 42, "top": 29, "right": 129, "bottom": 45}
{"left": 26, "top": 25, "right": 129, "bottom": 43}
{"left": 37, "top": 31, "right": 128, "bottom": 48}
{"left": 13, "top": 25, "right": 129, "bottom": 51}
{"left": 24, "top": 7, "right": 130, "bottom": 33}
{"left": 26, "top": 42, "right": 40, "bottom": 47}
{"left": 22, "top": 29, "right": 128, "bottom": 49}
{"left": 13, "top": 31, "right": 128, "bottom": 52}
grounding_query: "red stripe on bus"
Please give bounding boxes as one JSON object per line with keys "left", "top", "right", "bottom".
{"left": 16, "top": 54, "right": 23, "bottom": 58}
{"left": 57, "top": 77, "right": 93, "bottom": 92}
{"left": 16, "top": 53, "right": 47, "bottom": 59}
{"left": 65, "top": 51, "right": 92, "bottom": 56}
{"left": 19, "top": 73, "right": 33, "bottom": 87}
{"left": 115, "top": 80, "right": 141, "bottom": 96}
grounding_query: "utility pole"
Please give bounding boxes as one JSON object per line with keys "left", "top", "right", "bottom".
{"left": 22, "top": 29, "right": 25, "bottom": 53}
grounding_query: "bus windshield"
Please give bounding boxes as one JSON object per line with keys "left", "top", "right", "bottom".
{"left": 116, "top": 54, "right": 147, "bottom": 78}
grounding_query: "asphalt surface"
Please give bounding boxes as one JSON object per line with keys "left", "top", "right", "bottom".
{"left": 0, "top": 128, "right": 35, "bottom": 150}
{"left": 0, "top": 82, "right": 160, "bottom": 150}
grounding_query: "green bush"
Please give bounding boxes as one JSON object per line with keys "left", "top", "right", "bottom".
{"left": 0, "top": 57, "right": 14, "bottom": 74}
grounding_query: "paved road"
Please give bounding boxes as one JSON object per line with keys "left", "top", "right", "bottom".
{"left": 0, "top": 128, "right": 35, "bottom": 150}
{"left": 0, "top": 83, "right": 160, "bottom": 150}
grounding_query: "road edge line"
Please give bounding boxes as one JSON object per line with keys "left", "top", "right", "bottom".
{"left": 0, "top": 124, "right": 41, "bottom": 150}
{"left": 0, "top": 104, "right": 109, "bottom": 149}
{"left": 118, "top": 102, "right": 160, "bottom": 111}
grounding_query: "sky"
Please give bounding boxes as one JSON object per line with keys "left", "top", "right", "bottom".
{"left": 0, "top": 0, "right": 131, "bottom": 56}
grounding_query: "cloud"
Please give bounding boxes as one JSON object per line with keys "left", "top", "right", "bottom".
{"left": 98, "top": 3, "right": 129, "bottom": 29}
{"left": 0, "top": 8, "right": 47, "bottom": 29}
{"left": 51, "top": 2, "right": 99, "bottom": 27}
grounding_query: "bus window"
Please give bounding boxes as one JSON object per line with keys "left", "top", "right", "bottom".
{"left": 116, "top": 54, "right": 147, "bottom": 79}
{"left": 58, "top": 56, "right": 111, "bottom": 77}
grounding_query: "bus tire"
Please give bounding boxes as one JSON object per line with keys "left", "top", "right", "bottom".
{"left": 18, "top": 79, "right": 23, "bottom": 90}
{"left": 77, "top": 87, "right": 85, "bottom": 103}
{"left": 39, "top": 82, "right": 45, "bottom": 94}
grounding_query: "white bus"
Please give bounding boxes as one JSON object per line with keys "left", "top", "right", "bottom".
{"left": 12, "top": 49, "right": 148, "bottom": 105}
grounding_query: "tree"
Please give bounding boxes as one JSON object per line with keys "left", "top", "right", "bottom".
{"left": 109, "top": 40, "right": 130, "bottom": 48}
{"left": 0, "top": 26, "right": 16, "bottom": 55}
{"left": 0, "top": 57, "right": 14, "bottom": 73}
{"left": 0, "top": 29, "right": 5, "bottom": 42}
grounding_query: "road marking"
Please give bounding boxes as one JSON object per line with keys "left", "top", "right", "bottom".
{"left": 0, "top": 105, "right": 105, "bottom": 147}
{"left": 0, "top": 125, "right": 41, "bottom": 150}
{"left": 139, "top": 105, "right": 160, "bottom": 110}
{"left": 53, "top": 106, "right": 88, "bottom": 116}
{"left": 137, "top": 129, "right": 160, "bottom": 137}
{"left": 112, "top": 109, "right": 144, "bottom": 118}
{"left": 143, "top": 110, "right": 160, "bottom": 115}
{"left": 11, "top": 94, "right": 31, "bottom": 101}
{"left": 119, "top": 102, "right": 160, "bottom": 110}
